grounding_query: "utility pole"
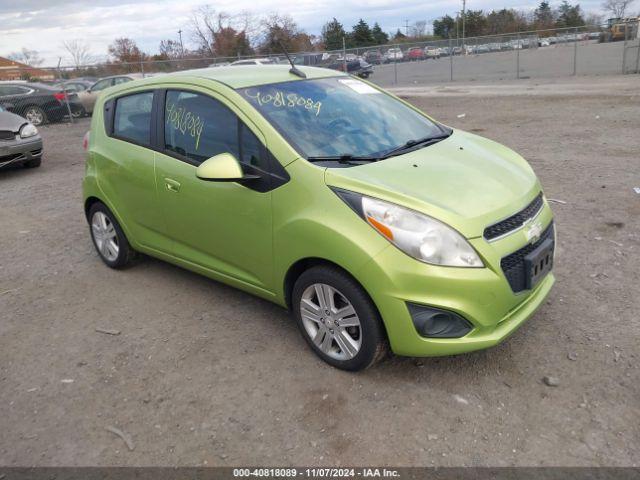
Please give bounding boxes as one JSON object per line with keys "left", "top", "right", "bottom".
{"left": 342, "top": 36, "right": 347, "bottom": 73}
{"left": 404, "top": 19, "right": 410, "bottom": 36}
{"left": 462, "top": 0, "right": 466, "bottom": 49}
{"left": 178, "top": 29, "right": 184, "bottom": 57}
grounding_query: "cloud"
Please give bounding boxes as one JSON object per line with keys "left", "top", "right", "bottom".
{"left": 0, "top": 0, "right": 605, "bottom": 65}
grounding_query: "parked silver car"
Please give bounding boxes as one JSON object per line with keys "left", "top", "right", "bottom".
{"left": 0, "top": 105, "right": 43, "bottom": 169}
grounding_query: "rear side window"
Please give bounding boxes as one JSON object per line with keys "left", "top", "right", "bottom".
{"left": 113, "top": 91, "right": 153, "bottom": 146}
{"left": 164, "top": 90, "right": 239, "bottom": 164}
{"left": 91, "top": 79, "right": 112, "bottom": 91}
{"left": 0, "top": 86, "right": 29, "bottom": 96}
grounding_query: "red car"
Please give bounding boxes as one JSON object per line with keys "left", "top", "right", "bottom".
{"left": 407, "top": 47, "right": 425, "bottom": 61}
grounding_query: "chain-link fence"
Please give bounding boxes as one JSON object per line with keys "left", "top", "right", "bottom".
{"left": 622, "top": 21, "right": 640, "bottom": 74}
{"left": 1, "top": 22, "right": 638, "bottom": 126}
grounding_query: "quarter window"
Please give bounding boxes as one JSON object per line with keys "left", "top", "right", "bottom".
{"left": 113, "top": 91, "right": 153, "bottom": 146}
{"left": 164, "top": 90, "right": 239, "bottom": 164}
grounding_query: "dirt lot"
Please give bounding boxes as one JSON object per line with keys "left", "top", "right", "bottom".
{"left": 372, "top": 40, "right": 631, "bottom": 87}
{"left": 1, "top": 78, "right": 639, "bottom": 467}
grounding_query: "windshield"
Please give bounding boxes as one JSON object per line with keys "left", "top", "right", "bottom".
{"left": 239, "top": 77, "right": 445, "bottom": 159}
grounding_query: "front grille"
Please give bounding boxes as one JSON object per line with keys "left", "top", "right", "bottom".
{"left": 0, "top": 130, "right": 15, "bottom": 141}
{"left": 501, "top": 222, "right": 554, "bottom": 293}
{"left": 484, "top": 193, "right": 544, "bottom": 241}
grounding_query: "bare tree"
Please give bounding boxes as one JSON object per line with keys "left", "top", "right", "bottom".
{"left": 8, "top": 48, "right": 44, "bottom": 67}
{"left": 62, "top": 39, "right": 95, "bottom": 68}
{"left": 585, "top": 12, "right": 605, "bottom": 26}
{"left": 189, "top": 5, "right": 258, "bottom": 56}
{"left": 190, "top": 5, "right": 225, "bottom": 54}
{"left": 411, "top": 20, "right": 428, "bottom": 38}
{"left": 601, "top": 0, "right": 635, "bottom": 18}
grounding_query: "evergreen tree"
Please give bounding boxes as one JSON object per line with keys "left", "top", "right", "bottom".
{"left": 371, "top": 22, "right": 389, "bottom": 45}
{"left": 321, "top": 18, "right": 347, "bottom": 51}
{"left": 534, "top": 1, "right": 555, "bottom": 29}
{"left": 432, "top": 15, "right": 456, "bottom": 38}
{"left": 351, "top": 19, "right": 374, "bottom": 47}
{"left": 556, "top": 1, "right": 585, "bottom": 27}
{"left": 393, "top": 29, "right": 406, "bottom": 40}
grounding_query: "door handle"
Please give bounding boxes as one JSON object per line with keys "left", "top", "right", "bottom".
{"left": 164, "top": 177, "right": 181, "bottom": 193}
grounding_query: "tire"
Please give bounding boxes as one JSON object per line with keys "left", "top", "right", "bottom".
{"left": 71, "top": 105, "right": 86, "bottom": 118}
{"left": 292, "top": 265, "right": 388, "bottom": 371}
{"left": 23, "top": 157, "right": 41, "bottom": 168}
{"left": 23, "top": 106, "right": 47, "bottom": 126}
{"left": 88, "top": 202, "right": 136, "bottom": 269}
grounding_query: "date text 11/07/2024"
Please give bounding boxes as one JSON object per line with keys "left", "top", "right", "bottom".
{"left": 232, "top": 468, "right": 400, "bottom": 478}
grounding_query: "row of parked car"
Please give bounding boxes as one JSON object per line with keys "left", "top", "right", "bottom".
{"left": 0, "top": 74, "right": 149, "bottom": 127}
{"left": 212, "top": 55, "right": 376, "bottom": 79}
{"left": 357, "top": 31, "right": 601, "bottom": 63}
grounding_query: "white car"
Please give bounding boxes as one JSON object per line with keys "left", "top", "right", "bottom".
{"left": 424, "top": 47, "right": 441, "bottom": 59}
{"left": 384, "top": 48, "right": 404, "bottom": 62}
{"left": 539, "top": 39, "right": 551, "bottom": 47}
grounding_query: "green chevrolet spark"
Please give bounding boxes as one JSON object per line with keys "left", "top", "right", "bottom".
{"left": 83, "top": 65, "right": 555, "bottom": 371}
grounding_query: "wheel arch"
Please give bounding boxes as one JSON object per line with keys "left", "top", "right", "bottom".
{"left": 283, "top": 257, "right": 383, "bottom": 323}
{"left": 283, "top": 256, "right": 391, "bottom": 353}
{"left": 84, "top": 196, "right": 103, "bottom": 222}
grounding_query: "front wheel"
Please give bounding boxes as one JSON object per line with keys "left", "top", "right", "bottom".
{"left": 71, "top": 105, "right": 86, "bottom": 118}
{"left": 292, "top": 265, "right": 388, "bottom": 371}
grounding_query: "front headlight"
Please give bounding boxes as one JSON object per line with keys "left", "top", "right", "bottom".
{"left": 19, "top": 123, "right": 38, "bottom": 138}
{"left": 335, "top": 190, "right": 484, "bottom": 267}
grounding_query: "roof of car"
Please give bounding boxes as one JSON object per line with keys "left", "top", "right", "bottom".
{"left": 119, "top": 65, "right": 345, "bottom": 90}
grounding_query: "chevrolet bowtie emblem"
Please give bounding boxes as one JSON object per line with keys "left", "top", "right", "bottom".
{"left": 525, "top": 220, "right": 543, "bottom": 244}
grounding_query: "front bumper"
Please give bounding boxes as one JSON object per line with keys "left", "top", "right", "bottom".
{"left": 0, "top": 137, "right": 43, "bottom": 168}
{"left": 357, "top": 203, "right": 555, "bottom": 357}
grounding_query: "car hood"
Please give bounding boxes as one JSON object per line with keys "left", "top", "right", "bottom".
{"left": 0, "top": 111, "right": 28, "bottom": 132}
{"left": 324, "top": 129, "right": 541, "bottom": 238}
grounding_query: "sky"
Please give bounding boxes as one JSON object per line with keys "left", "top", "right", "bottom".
{"left": 1, "top": 0, "right": 607, "bottom": 66}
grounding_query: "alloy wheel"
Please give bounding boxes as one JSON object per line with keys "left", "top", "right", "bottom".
{"left": 300, "top": 283, "right": 362, "bottom": 360}
{"left": 91, "top": 211, "right": 119, "bottom": 262}
{"left": 25, "top": 108, "right": 44, "bottom": 126}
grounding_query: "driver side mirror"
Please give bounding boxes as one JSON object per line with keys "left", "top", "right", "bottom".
{"left": 196, "top": 153, "right": 259, "bottom": 182}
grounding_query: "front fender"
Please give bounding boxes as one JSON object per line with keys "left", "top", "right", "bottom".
{"left": 272, "top": 160, "right": 390, "bottom": 305}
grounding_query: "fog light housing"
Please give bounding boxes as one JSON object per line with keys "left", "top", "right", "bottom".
{"left": 407, "top": 303, "right": 473, "bottom": 338}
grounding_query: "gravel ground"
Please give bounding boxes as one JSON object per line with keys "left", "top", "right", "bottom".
{"left": 1, "top": 79, "right": 639, "bottom": 467}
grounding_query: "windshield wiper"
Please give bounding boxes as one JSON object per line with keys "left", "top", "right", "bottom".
{"left": 306, "top": 154, "right": 381, "bottom": 164}
{"left": 380, "top": 130, "right": 453, "bottom": 159}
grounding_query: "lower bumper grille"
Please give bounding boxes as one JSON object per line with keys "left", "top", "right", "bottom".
{"left": 501, "top": 222, "right": 554, "bottom": 293}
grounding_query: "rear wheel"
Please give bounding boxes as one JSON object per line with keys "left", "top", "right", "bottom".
{"left": 24, "top": 106, "right": 47, "bottom": 126}
{"left": 88, "top": 202, "right": 135, "bottom": 269}
{"left": 292, "top": 265, "right": 388, "bottom": 371}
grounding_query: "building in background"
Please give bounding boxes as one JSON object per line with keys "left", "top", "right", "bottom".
{"left": 0, "top": 57, "right": 54, "bottom": 81}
